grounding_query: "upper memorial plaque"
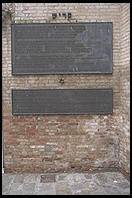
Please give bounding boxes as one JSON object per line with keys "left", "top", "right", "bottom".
{"left": 11, "top": 23, "right": 113, "bottom": 74}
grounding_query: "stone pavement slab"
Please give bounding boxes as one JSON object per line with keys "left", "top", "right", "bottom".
{"left": 8, "top": 183, "right": 24, "bottom": 195}
{"left": 2, "top": 174, "right": 15, "bottom": 195}
{"left": 14, "top": 174, "right": 24, "bottom": 183}
{"left": 56, "top": 181, "right": 71, "bottom": 195}
{"left": 36, "top": 183, "right": 56, "bottom": 195}
{"left": 23, "top": 174, "right": 38, "bottom": 183}
{"left": 2, "top": 171, "right": 130, "bottom": 195}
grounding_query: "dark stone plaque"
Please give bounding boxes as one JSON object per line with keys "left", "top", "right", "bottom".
{"left": 12, "top": 88, "right": 113, "bottom": 115}
{"left": 40, "top": 174, "right": 56, "bottom": 183}
{"left": 11, "top": 23, "right": 113, "bottom": 74}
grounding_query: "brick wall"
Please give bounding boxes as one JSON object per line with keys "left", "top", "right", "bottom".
{"left": 119, "top": 3, "right": 130, "bottom": 174}
{"left": 2, "top": 3, "right": 129, "bottom": 174}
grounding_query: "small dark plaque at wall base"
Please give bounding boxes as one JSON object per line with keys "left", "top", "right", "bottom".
{"left": 11, "top": 23, "right": 113, "bottom": 74}
{"left": 12, "top": 88, "right": 113, "bottom": 115}
{"left": 40, "top": 174, "right": 56, "bottom": 183}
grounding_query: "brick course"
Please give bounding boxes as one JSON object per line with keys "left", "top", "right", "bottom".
{"left": 2, "top": 3, "right": 130, "bottom": 175}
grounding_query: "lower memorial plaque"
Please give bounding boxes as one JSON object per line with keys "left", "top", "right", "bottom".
{"left": 12, "top": 88, "right": 113, "bottom": 115}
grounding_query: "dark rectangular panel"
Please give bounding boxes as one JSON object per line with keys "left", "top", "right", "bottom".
{"left": 12, "top": 89, "right": 113, "bottom": 115}
{"left": 11, "top": 23, "right": 113, "bottom": 74}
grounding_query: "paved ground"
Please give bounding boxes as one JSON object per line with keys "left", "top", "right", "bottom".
{"left": 2, "top": 171, "right": 130, "bottom": 195}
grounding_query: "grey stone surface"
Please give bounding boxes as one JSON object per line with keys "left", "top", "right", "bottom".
{"left": 84, "top": 173, "right": 93, "bottom": 180}
{"left": 8, "top": 183, "right": 24, "bottom": 195}
{"left": 23, "top": 174, "right": 38, "bottom": 183}
{"left": 56, "top": 173, "right": 68, "bottom": 182}
{"left": 94, "top": 172, "right": 108, "bottom": 185}
{"left": 56, "top": 181, "right": 72, "bottom": 195}
{"left": 14, "top": 174, "right": 24, "bottom": 183}
{"left": 2, "top": 171, "right": 130, "bottom": 195}
{"left": 2, "top": 174, "right": 15, "bottom": 195}
{"left": 36, "top": 183, "right": 56, "bottom": 195}
{"left": 22, "top": 183, "right": 36, "bottom": 194}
